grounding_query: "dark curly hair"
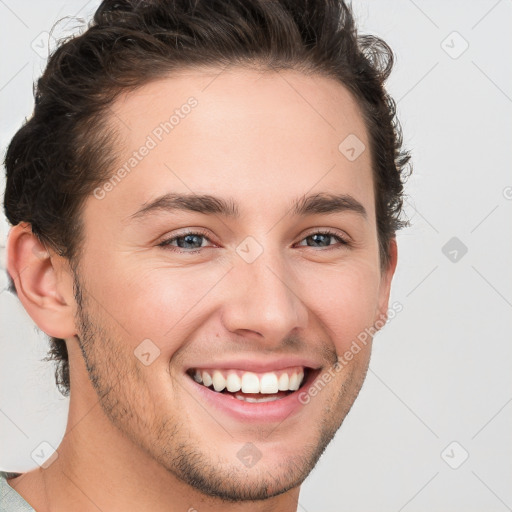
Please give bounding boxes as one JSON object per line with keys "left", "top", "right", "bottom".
{"left": 3, "top": 0, "right": 411, "bottom": 397}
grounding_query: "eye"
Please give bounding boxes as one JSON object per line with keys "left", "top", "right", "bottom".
{"left": 158, "top": 229, "right": 214, "bottom": 254}
{"left": 158, "top": 228, "right": 349, "bottom": 254}
{"left": 296, "top": 230, "right": 349, "bottom": 250}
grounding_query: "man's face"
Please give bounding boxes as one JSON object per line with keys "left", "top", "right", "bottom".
{"left": 71, "top": 67, "right": 395, "bottom": 500}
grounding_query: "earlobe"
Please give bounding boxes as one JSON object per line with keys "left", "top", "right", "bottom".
{"left": 6, "top": 222, "right": 76, "bottom": 339}
{"left": 375, "top": 237, "right": 398, "bottom": 324}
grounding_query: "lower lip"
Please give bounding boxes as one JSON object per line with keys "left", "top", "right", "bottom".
{"left": 185, "top": 369, "right": 320, "bottom": 423}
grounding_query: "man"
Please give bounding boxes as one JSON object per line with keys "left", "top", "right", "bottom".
{"left": 1, "top": 0, "right": 410, "bottom": 510}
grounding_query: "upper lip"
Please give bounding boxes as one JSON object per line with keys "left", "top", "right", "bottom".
{"left": 185, "top": 356, "right": 323, "bottom": 373}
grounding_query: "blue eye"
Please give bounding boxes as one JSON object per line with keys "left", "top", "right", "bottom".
{"left": 158, "top": 230, "right": 212, "bottom": 253}
{"left": 297, "top": 230, "right": 349, "bottom": 249}
{"left": 158, "top": 229, "right": 349, "bottom": 254}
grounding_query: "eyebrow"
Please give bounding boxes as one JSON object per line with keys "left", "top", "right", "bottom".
{"left": 128, "top": 192, "right": 367, "bottom": 222}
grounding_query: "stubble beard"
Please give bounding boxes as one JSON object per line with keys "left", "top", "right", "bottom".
{"left": 71, "top": 270, "right": 369, "bottom": 502}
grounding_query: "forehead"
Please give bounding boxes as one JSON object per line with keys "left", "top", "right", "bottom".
{"left": 93, "top": 67, "right": 374, "bottom": 224}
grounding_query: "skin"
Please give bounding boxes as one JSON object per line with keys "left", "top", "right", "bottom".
{"left": 6, "top": 66, "right": 397, "bottom": 512}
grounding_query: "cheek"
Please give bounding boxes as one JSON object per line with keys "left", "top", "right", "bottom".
{"left": 83, "top": 243, "right": 381, "bottom": 358}
{"left": 301, "top": 261, "right": 381, "bottom": 353}
{"left": 90, "top": 260, "right": 229, "bottom": 346}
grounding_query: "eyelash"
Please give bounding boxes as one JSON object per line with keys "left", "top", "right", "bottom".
{"left": 157, "top": 228, "right": 350, "bottom": 254}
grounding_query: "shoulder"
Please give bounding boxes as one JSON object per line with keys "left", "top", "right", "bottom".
{"left": 0, "top": 470, "right": 37, "bottom": 511}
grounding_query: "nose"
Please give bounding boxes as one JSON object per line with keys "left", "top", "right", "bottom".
{"left": 220, "top": 248, "right": 309, "bottom": 345}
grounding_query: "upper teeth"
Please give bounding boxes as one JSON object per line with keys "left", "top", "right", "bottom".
{"left": 191, "top": 367, "right": 305, "bottom": 394}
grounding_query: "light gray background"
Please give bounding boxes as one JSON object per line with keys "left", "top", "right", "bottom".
{"left": 1, "top": 1, "right": 511, "bottom": 511}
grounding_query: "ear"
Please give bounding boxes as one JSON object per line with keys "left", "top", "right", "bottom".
{"left": 375, "top": 237, "right": 398, "bottom": 325}
{"left": 6, "top": 223, "right": 76, "bottom": 339}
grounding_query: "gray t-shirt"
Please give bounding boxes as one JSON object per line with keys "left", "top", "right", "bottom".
{"left": 0, "top": 471, "right": 35, "bottom": 511}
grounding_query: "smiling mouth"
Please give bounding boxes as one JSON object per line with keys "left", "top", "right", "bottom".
{"left": 186, "top": 366, "right": 312, "bottom": 403}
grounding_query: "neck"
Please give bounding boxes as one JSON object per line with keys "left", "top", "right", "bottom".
{"left": 30, "top": 352, "right": 301, "bottom": 512}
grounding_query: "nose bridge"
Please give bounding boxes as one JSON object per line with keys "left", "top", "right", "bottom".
{"left": 221, "top": 242, "right": 308, "bottom": 340}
